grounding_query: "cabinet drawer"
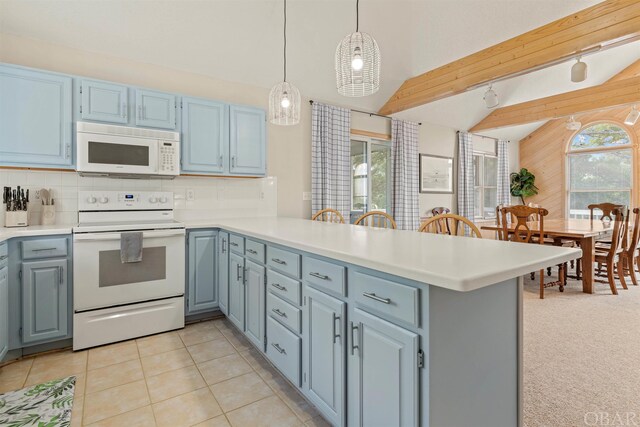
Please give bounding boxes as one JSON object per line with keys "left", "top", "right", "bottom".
{"left": 351, "top": 270, "right": 419, "bottom": 327}
{"left": 229, "top": 235, "right": 244, "bottom": 254}
{"left": 245, "top": 239, "right": 265, "bottom": 264}
{"left": 22, "top": 238, "right": 68, "bottom": 260}
{"left": 303, "top": 257, "right": 346, "bottom": 297}
{"left": 267, "top": 270, "right": 301, "bottom": 306}
{"left": 267, "top": 293, "right": 301, "bottom": 334}
{"left": 267, "top": 246, "right": 301, "bottom": 279}
{"left": 266, "top": 317, "right": 301, "bottom": 386}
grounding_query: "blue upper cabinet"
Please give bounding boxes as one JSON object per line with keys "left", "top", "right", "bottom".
{"left": 79, "top": 79, "right": 128, "bottom": 124}
{"left": 229, "top": 105, "right": 266, "bottom": 176}
{"left": 0, "top": 65, "right": 73, "bottom": 168}
{"left": 135, "top": 89, "right": 177, "bottom": 130}
{"left": 181, "top": 97, "right": 228, "bottom": 174}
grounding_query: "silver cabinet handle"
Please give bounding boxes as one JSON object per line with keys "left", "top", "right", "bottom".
{"left": 350, "top": 322, "right": 359, "bottom": 355}
{"left": 333, "top": 313, "right": 340, "bottom": 344}
{"left": 271, "top": 343, "right": 286, "bottom": 354}
{"left": 222, "top": 238, "right": 227, "bottom": 253}
{"left": 236, "top": 264, "right": 242, "bottom": 281}
{"left": 247, "top": 249, "right": 257, "bottom": 255}
{"left": 122, "top": 102, "right": 127, "bottom": 118}
{"left": 363, "top": 292, "right": 391, "bottom": 304}
{"left": 230, "top": 242, "right": 239, "bottom": 247}
{"left": 0, "top": 255, "right": 7, "bottom": 261}
{"left": 59, "top": 266, "right": 64, "bottom": 284}
{"left": 309, "top": 272, "right": 330, "bottom": 281}
{"left": 271, "top": 258, "right": 286, "bottom": 265}
{"left": 33, "top": 247, "right": 57, "bottom": 252}
{"left": 231, "top": 156, "right": 236, "bottom": 168}
{"left": 272, "top": 308, "right": 287, "bottom": 318}
{"left": 219, "top": 154, "right": 223, "bottom": 166}
{"left": 271, "top": 283, "right": 286, "bottom": 291}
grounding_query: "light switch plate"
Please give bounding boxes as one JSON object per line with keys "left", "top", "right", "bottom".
{"left": 186, "top": 189, "right": 195, "bottom": 201}
{"left": 303, "top": 192, "right": 312, "bottom": 201}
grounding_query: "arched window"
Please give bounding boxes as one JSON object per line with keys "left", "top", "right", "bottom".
{"left": 567, "top": 122, "right": 633, "bottom": 219}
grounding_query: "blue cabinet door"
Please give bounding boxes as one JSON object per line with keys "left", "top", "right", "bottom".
{"left": 0, "top": 65, "right": 73, "bottom": 167}
{"left": 21, "top": 259, "right": 68, "bottom": 344}
{"left": 80, "top": 79, "right": 128, "bottom": 124}
{"left": 0, "top": 265, "right": 8, "bottom": 361}
{"left": 302, "top": 285, "right": 346, "bottom": 427}
{"left": 181, "top": 97, "right": 228, "bottom": 174}
{"left": 229, "top": 105, "right": 266, "bottom": 176}
{"left": 218, "top": 232, "right": 229, "bottom": 315}
{"left": 348, "top": 307, "right": 419, "bottom": 427}
{"left": 188, "top": 230, "right": 218, "bottom": 314}
{"left": 228, "top": 252, "right": 245, "bottom": 331}
{"left": 244, "top": 259, "right": 265, "bottom": 350}
{"left": 135, "top": 89, "right": 177, "bottom": 129}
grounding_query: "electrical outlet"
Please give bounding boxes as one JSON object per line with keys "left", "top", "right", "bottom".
{"left": 302, "top": 192, "right": 312, "bottom": 201}
{"left": 186, "top": 189, "right": 195, "bottom": 201}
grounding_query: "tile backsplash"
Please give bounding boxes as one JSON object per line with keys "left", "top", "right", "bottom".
{"left": 0, "top": 169, "right": 277, "bottom": 226}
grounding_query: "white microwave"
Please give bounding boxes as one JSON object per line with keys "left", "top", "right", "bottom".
{"left": 76, "top": 122, "right": 180, "bottom": 178}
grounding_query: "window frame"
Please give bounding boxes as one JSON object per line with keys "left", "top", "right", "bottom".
{"left": 350, "top": 135, "right": 392, "bottom": 220}
{"left": 565, "top": 121, "right": 635, "bottom": 219}
{"left": 473, "top": 152, "right": 498, "bottom": 221}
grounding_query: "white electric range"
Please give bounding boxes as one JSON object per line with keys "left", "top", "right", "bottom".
{"left": 72, "top": 190, "right": 185, "bottom": 350}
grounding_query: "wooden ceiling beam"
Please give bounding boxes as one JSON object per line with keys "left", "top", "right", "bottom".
{"left": 378, "top": 0, "right": 640, "bottom": 115}
{"left": 469, "top": 75, "right": 640, "bottom": 131}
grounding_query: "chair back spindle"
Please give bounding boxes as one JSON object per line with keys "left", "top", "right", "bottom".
{"left": 418, "top": 214, "right": 482, "bottom": 238}
{"left": 311, "top": 208, "right": 345, "bottom": 224}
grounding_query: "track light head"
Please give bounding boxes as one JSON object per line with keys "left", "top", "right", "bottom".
{"left": 625, "top": 105, "right": 639, "bottom": 126}
{"left": 483, "top": 85, "right": 499, "bottom": 109}
{"left": 571, "top": 57, "right": 588, "bottom": 83}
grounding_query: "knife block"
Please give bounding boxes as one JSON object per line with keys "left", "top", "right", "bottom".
{"left": 5, "top": 210, "right": 28, "bottom": 227}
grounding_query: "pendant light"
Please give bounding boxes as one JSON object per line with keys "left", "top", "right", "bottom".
{"left": 483, "top": 85, "right": 499, "bottom": 109}
{"left": 566, "top": 116, "right": 582, "bottom": 131}
{"left": 624, "top": 105, "right": 639, "bottom": 126}
{"left": 335, "top": 0, "right": 380, "bottom": 97}
{"left": 269, "top": 0, "right": 300, "bottom": 125}
{"left": 571, "top": 56, "right": 588, "bottom": 83}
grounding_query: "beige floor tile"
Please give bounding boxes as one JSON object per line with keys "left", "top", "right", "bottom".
{"left": 213, "top": 319, "right": 233, "bottom": 332}
{"left": 305, "top": 415, "right": 332, "bottom": 427}
{"left": 187, "top": 338, "right": 236, "bottom": 364}
{"left": 85, "top": 359, "right": 144, "bottom": 394}
{"left": 0, "top": 359, "right": 33, "bottom": 393}
{"left": 146, "top": 365, "right": 206, "bottom": 403}
{"left": 83, "top": 379, "right": 150, "bottom": 425}
{"left": 152, "top": 388, "right": 222, "bottom": 427}
{"left": 88, "top": 341, "right": 139, "bottom": 370}
{"left": 178, "top": 324, "right": 224, "bottom": 347}
{"left": 197, "top": 353, "right": 252, "bottom": 385}
{"left": 85, "top": 405, "right": 157, "bottom": 427}
{"left": 220, "top": 329, "right": 252, "bottom": 352}
{"left": 240, "top": 348, "right": 279, "bottom": 380}
{"left": 226, "top": 395, "right": 302, "bottom": 427}
{"left": 137, "top": 331, "right": 184, "bottom": 358}
{"left": 210, "top": 372, "right": 274, "bottom": 412}
{"left": 70, "top": 395, "right": 84, "bottom": 427}
{"left": 141, "top": 348, "right": 194, "bottom": 377}
{"left": 269, "top": 377, "right": 320, "bottom": 422}
{"left": 192, "top": 415, "right": 232, "bottom": 427}
{"left": 25, "top": 351, "right": 87, "bottom": 386}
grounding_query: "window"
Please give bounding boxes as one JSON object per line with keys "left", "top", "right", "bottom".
{"left": 350, "top": 137, "right": 392, "bottom": 223}
{"left": 567, "top": 123, "right": 633, "bottom": 219}
{"left": 473, "top": 153, "right": 498, "bottom": 220}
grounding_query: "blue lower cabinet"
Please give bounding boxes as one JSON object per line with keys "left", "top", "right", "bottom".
{"left": 21, "top": 259, "right": 69, "bottom": 344}
{"left": 228, "top": 252, "right": 245, "bottom": 330}
{"left": 218, "top": 232, "right": 230, "bottom": 315}
{"left": 0, "top": 264, "right": 8, "bottom": 361}
{"left": 0, "top": 65, "right": 73, "bottom": 168}
{"left": 348, "top": 307, "right": 419, "bottom": 427}
{"left": 244, "top": 259, "right": 265, "bottom": 350}
{"left": 187, "top": 230, "right": 219, "bottom": 314}
{"left": 229, "top": 105, "right": 266, "bottom": 176}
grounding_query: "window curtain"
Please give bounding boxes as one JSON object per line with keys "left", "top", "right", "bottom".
{"left": 457, "top": 131, "right": 474, "bottom": 225}
{"left": 497, "top": 139, "right": 511, "bottom": 207}
{"left": 311, "top": 102, "right": 351, "bottom": 221}
{"left": 391, "top": 119, "right": 420, "bottom": 230}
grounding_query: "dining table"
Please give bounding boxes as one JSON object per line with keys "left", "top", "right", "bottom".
{"left": 481, "top": 219, "right": 614, "bottom": 294}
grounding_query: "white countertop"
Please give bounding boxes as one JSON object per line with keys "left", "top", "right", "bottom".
{"left": 0, "top": 217, "right": 581, "bottom": 292}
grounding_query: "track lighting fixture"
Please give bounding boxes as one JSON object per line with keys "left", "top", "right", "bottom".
{"left": 571, "top": 57, "right": 588, "bottom": 83}
{"left": 625, "top": 105, "right": 639, "bottom": 126}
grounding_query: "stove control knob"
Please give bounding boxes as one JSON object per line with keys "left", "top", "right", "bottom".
{"left": 149, "top": 197, "right": 158, "bottom": 203}
{"left": 87, "top": 196, "right": 97, "bottom": 204}
{"left": 99, "top": 197, "right": 109, "bottom": 204}
{"left": 159, "top": 196, "right": 168, "bottom": 204}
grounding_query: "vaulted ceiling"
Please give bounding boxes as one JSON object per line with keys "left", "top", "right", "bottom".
{"left": 1, "top": 0, "right": 638, "bottom": 141}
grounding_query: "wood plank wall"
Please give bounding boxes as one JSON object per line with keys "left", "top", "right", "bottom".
{"left": 519, "top": 107, "right": 640, "bottom": 219}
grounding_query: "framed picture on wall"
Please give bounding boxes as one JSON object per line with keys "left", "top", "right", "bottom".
{"left": 419, "top": 154, "right": 454, "bottom": 194}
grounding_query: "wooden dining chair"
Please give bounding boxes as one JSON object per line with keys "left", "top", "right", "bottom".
{"left": 593, "top": 208, "right": 628, "bottom": 295}
{"left": 311, "top": 208, "right": 345, "bottom": 224}
{"left": 431, "top": 207, "right": 451, "bottom": 216}
{"left": 495, "top": 204, "right": 511, "bottom": 241}
{"left": 500, "top": 205, "right": 565, "bottom": 299}
{"left": 588, "top": 203, "right": 626, "bottom": 221}
{"left": 354, "top": 211, "right": 397, "bottom": 229}
{"left": 622, "top": 208, "right": 640, "bottom": 286}
{"left": 418, "top": 214, "right": 482, "bottom": 238}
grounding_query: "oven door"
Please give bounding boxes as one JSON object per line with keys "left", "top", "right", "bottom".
{"left": 76, "top": 131, "right": 158, "bottom": 175}
{"left": 73, "top": 229, "right": 185, "bottom": 312}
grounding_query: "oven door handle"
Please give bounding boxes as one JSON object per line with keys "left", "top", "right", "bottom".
{"left": 74, "top": 229, "right": 185, "bottom": 242}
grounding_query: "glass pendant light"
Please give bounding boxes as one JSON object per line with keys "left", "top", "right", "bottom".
{"left": 269, "top": 0, "right": 300, "bottom": 125}
{"left": 335, "top": 0, "right": 380, "bottom": 97}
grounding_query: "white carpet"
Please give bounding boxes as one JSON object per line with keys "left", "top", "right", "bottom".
{"left": 523, "top": 273, "right": 640, "bottom": 427}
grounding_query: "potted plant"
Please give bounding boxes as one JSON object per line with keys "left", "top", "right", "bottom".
{"left": 510, "top": 168, "right": 539, "bottom": 204}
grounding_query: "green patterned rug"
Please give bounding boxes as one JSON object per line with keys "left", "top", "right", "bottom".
{"left": 0, "top": 376, "right": 75, "bottom": 427}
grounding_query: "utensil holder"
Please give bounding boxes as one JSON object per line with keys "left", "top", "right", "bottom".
{"left": 41, "top": 205, "right": 56, "bottom": 225}
{"left": 5, "top": 210, "right": 28, "bottom": 227}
